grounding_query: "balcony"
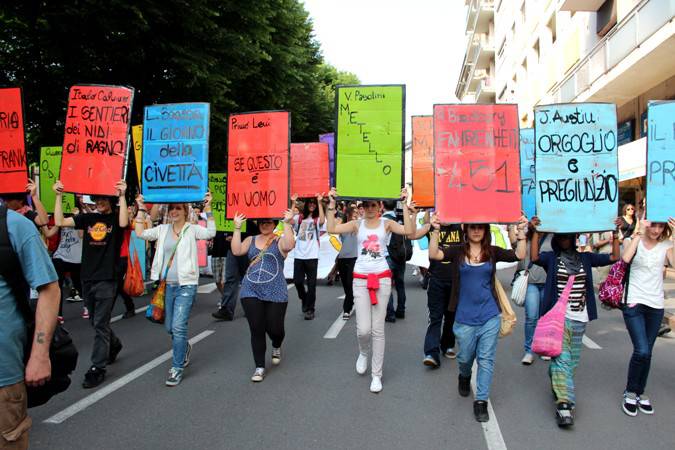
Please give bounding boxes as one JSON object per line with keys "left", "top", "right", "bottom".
{"left": 465, "top": 0, "right": 494, "bottom": 34}
{"left": 559, "top": 0, "right": 606, "bottom": 11}
{"left": 551, "top": 0, "right": 675, "bottom": 106}
{"left": 476, "top": 78, "right": 496, "bottom": 103}
{"left": 455, "top": 33, "right": 495, "bottom": 100}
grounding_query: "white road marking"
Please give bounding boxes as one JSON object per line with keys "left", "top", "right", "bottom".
{"left": 110, "top": 306, "right": 148, "bottom": 324}
{"left": 198, "top": 283, "right": 217, "bottom": 294}
{"left": 43, "top": 330, "right": 215, "bottom": 424}
{"left": 324, "top": 313, "right": 348, "bottom": 339}
{"left": 471, "top": 362, "right": 507, "bottom": 450}
{"left": 337, "top": 294, "right": 346, "bottom": 300}
{"left": 287, "top": 284, "right": 293, "bottom": 290}
{"left": 582, "top": 335, "right": 602, "bottom": 349}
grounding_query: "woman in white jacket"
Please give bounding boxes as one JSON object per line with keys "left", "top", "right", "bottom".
{"left": 134, "top": 193, "right": 216, "bottom": 386}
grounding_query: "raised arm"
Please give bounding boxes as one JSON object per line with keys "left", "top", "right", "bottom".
{"left": 622, "top": 218, "right": 645, "bottom": 263}
{"left": 116, "top": 180, "right": 129, "bottom": 228}
{"left": 195, "top": 191, "right": 216, "bottom": 239}
{"left": 385, "top": 188, "right": 415, "bottom": 236}
{"left": 326, "top": 188, "right": 358, "bottom": 235}
{"left": 514, "top": 216, "right": 528, "bottom": 260}
{"left": 53, "top": 181, "right": 75, "bottom": 228}
{"left": 278, "top": 209, "right": 296, "bottom": 254}
{"left": 428, "top": 213, "right": 445, "bottom": 261}
{"left": 231, "top": 213, "right": 252, "bottom": 256}
{"left": 27, "top": 179, "right": 49, "bottom": 226}
{"left": 317, "top": 193, "right": 326, "bottom": 226}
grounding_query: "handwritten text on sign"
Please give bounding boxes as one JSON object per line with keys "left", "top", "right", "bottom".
{"left": 0, "top": 87, "right": 27, "bottom": 193}
{"left": 208, "top": 172, "right": 246, "bottom": 232}
{"left": 519, "top": 128, "right": 536, "bottom": 218}
{"left": 534, "top": 103, "right": 618, "bottom": 232}
{"left": 226, "top": 111, "right": 290, "bottom": 219}
{"left": 412, "top": 115, "right": 434, "bottom": 207}
{"left": 142, "top": 103, "right": 209, "bottom": 202}
{"left": 335, "top": 85, "right": 405, "bottom": 199}
{"left": 646, "top": 101, "right": 675, "bottom": 222}
{"left": 40, "top": 147, "right": 75, "bottom": 214}
{"left": 433, "top": 104, "right": 521, "bottom": 223}
{"left": 60, "top": 85, "right": 134, "bottom": 195}
{"left": 290, "top": 143, "right": 330, "bottom": 198}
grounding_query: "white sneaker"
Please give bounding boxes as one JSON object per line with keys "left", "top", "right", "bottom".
{"left": 521, "top": 353, "right": 534, "bottom": 365}
{"left": 356, "top": 353, "right": 368, "bottom": 375}
{"left": 540, "top": 355, "right": 551, "bottom": 361}
{"left": 251, "top": 367, "right": 265, "bottom": 382}
{"left": 370, "top": 376, "right": 382, "bottom": 393}
{"left": 271, "top": 347, "right": 281, "bottom": 365}
{"left": 342, "top": 311, "right": 351, "bottom": 320}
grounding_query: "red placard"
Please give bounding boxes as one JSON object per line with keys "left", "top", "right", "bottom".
{"left": 0, "top": 87, "right": 27, "bottom": 194}
{"left": 433, "top": 104, "right": 521, "bottom": 223}
{"left": 290, "top": 142, "right": 329, "bottom": 198}
{"left": 60, "top": 85, "right": 134, "bottom": 195}
{"left": 227, "top": 111, "right": 290, "bottom": 219}
{"left": 411, "top": 116, "right": 434, "bottom": 207}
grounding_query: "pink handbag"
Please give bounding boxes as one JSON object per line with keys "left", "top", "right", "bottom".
{"left": 532, "top": 275, "right": 576, "bottom": 358}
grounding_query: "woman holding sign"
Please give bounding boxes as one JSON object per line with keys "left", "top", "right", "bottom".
{"left": 231, "top": 210, "right": 295, "bottom": 382}
{"left": 326, "top": 188, "right": 415, "bottom": 394}
{"left": 134, "top": 194, "right": 216, "bottom": 387}
{"left": 618, "top": 217, "right": 674, "bottom": 417}
{"left": 530, "top": 224, "right": 620, "bottom": 427}
{"left": 428, "top": 215, "right": 527, "bottom": 422}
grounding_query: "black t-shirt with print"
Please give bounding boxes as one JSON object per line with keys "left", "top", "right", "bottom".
{"left": 73, "top": 212, "right": 123, "bottom": 281}
{"left": 428, "top": 224, "right": 464, "bottom": 282}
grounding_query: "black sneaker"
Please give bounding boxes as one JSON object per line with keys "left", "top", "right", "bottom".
{"left": 622, "top": 392, "right": 638, "bottom": 416}
{"left": 458, "top": 375, "right": 471, "bottom": 397}
{"left": 395, "top": 311, "right": 405, "bottom": 319}
{"left": 108, "top": 339, "right": 123, "bottom": 364}
{"left": 122, "top": 310, "right": 136, "bottom": 319}
{"left": 556, "top": 402, "right": 575, "bottom": 427}
{"left": 304, "top": 311, "right": 315, "bottom": 320}
{"left": 385, "top": 316, "right": 396, "bottom": 323}
{"left": 423, "top": 354, "right": 440, "bottom": 368}
{"left": 212, "top": 308, "right": 233, "bottom": 321}
{"left": 473, "top": 400, "right": 489, "bottom": 422}
{"left": 82, "top": 366, "right": 106, "bottom": 389}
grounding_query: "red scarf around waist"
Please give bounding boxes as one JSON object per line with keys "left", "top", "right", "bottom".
{"left": 353, "top": 270, "right": 392, "bottom": 305}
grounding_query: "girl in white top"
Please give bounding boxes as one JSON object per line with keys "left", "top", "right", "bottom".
{"left": 619, "top": 216, "right": 675, "bottom": 417}
{"left": 326, "top": 188, "right": 414, "bottom": 393}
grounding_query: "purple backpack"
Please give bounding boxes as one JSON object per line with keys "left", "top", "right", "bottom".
{"left": 598, "top": 260, "right": 629, "bottom": 309}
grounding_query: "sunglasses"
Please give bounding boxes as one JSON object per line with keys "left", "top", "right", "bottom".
{"left": 169, "top": 205, "right": 184, "bottom": 211}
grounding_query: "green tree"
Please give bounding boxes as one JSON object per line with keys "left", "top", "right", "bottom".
{"left": 0, "top": 0, "right": 358, "bottom": 173}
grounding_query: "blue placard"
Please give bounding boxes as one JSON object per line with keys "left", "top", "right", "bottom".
{"left": 534, "top": 103, "right": 619, "bottom": 232}
{"left": 646, "top": 101, "right": 675, "bottom": 222}
{"left": 141, "top": 103, "right": 210, "bottom": 202}
{"left": 519, "top": 128, "right": 536, "bottom": 219}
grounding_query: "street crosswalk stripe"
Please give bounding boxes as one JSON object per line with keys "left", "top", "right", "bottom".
{"left": 337, "top": 294, "right": 346, "bottom": 300}
{"left": 582, "top": 335, "right": 602, "bottom": 349}
{"left": 110, "top": 306, "right": 148, "bottom": 324}
{"left": 197, "top": 283, "right": 217, "bottom": 294}
{"left": 43, "top": 329, "right": 216, "bottom": 424}
{"left": 471, "top": 362, "right": 507, "bottom": 450}
{"left": 323, "top": 313, "right": 348, "bottom": 339}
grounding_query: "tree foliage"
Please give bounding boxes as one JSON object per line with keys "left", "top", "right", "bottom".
{"left": 0, "top": 0, "right": 359, "bottom": 170}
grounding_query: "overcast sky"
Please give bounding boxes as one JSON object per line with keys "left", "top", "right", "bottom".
{"left": 302, "top": 0, "right": 467, "bottom": 141}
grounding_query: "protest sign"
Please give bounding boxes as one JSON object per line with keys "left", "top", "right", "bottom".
{"left": 646, "top": 101, "right": 675, "bottom": 222}
{"left": 534, "top": 103, "right": 618, "bottom": 232}
{"left": 40, "top": 147, "right": 75, "bottom": 213}
{"left": 0, "top": 87, "right": 27, "bottom": 193}
{"left": 319, "top": 132, "right": 335, "bottom": 187}
{"left": 335, "top": 85, "right": 405, "bottom": 199}
{"left": 412, "top": 115, "right": 434, "bottom": 207}
{"left": 290, "top": 143, "right": 330, "bottom": 198}
{"left": 519, "top": 128, "right": 536, "bottom": 218}
{"left": 60, "top": 85, "right": 134, "bottom": 195}
{"left": 197, "top": 219, "right": 208, "bottom": 267}
{"left": 142, "top": 103, "right": 209, "bottom": 202}
{"left": 129, "top": 231, "right": 146, "bottom": 281}
{"left": 284, "top": 232, "right": 340, "bottom": 280}
{"left": 433, "top": 104, "right": 521, "bottom": 223}
{"left": 226, "top": 110, "right": 290, "bottom": 219}
{"left": 131, "top": 125, "right": 143, "bottom": 185}
{"left": 208, "top": 172, "right": 246, "bottom": 232}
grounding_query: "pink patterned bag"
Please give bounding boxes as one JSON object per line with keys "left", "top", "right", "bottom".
{"left": 532, "top": 275, "right": 576, "bottom": 358}
{"left": 598, "top": 260, "right": 629, "bottom": 309}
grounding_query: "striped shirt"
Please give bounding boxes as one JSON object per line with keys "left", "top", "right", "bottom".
{"left": 556, "top": 259, "right": 588, "bottom": 322}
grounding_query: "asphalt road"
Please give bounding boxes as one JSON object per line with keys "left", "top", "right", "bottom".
{"left": 27, "top": 268, "right": 675, "bottom": 450}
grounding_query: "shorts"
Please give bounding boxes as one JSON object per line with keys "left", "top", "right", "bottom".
{"left": 0, "top": 381, "right": 31, "bottom": 450}
{"left": 211, "top": 257, "right": 226, "bottom": 284}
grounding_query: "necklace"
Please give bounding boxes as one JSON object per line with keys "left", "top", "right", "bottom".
{"left": 469, "top": 250, "right": 482, "bottom": 263}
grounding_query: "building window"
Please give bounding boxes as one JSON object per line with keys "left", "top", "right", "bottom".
{"left": 533, "top": 38, "right": 540, "bottom": 63}
{"left": 548, "top": 15, "right": 557, "bottom": 45}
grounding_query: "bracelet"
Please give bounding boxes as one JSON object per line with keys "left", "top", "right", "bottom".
{"left": 138, "top": 208, "right": 147, "bottom": 212}
{"left": 234, "top": 227, "right": 241, "bottom": 230}
{"left": 327, "top": 207, "right": 336, "bottom": 211}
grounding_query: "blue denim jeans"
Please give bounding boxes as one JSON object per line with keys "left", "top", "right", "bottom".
{"left": 386, "top": 256, "right": 407, "bottom": 319}
{"left": 623, "top": 303, "right": 664, "bottom": 395}
{"left": 165, "top": 284, "right": 197, "bottom": 369}
{"left": 524, "top": 283, "right": 545, "bottom": 354}
{"left": 453, "top": 315, "right": 501, "bottom": 401}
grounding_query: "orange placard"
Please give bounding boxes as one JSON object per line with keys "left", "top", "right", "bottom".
{"left": 412, "top": 115, "right": 434, "bottom": 207}
{"left": 226, "top": 111, "right": 290, "bottom": 219}
{"left": 290, "top": 142, "right": 329, "bottom": 198}
{"left": 0, "top": 87, "right": 27, "bottom": 194}
{"left": 60, "top": 85, "right": 134, "bottom": 195}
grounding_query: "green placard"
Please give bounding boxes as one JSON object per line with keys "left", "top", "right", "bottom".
{"left": 40, "top": 147, "right": 75, "bottom": 214}
{"left": 208, "top": 172, "right": 246, "bottom": 232}
{"left": 335, "top": 85, "right": 405, "bottom": 199}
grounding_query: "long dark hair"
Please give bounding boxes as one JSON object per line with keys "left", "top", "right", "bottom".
{"left": 302, "top": 197, "right": 319, "bottom": 219}
{"left": 462, "top": 223, "right": 492, "bottom": 263}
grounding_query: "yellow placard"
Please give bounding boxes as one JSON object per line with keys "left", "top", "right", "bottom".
{"left": 132, "top": 125, "right": 143, "bottom": 185}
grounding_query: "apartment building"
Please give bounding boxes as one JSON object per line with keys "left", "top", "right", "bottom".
{"left": 456, "top": 0, "right": 675, "bottom": 204}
